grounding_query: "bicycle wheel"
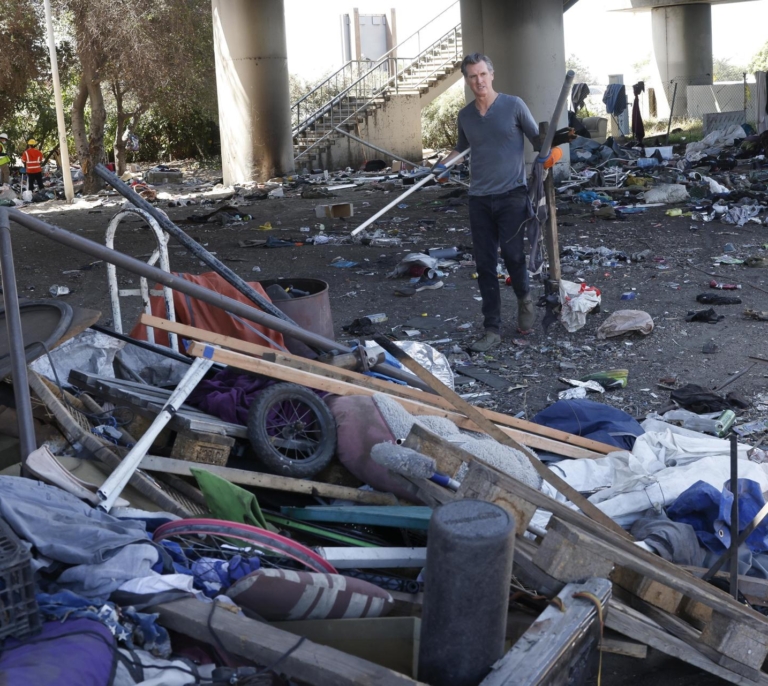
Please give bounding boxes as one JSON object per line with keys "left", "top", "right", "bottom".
{"left": 247, "top": 382, "right": 336, "bottom": 479}
{"left": 153, "top": 518, "right": 336, "bottom": 574}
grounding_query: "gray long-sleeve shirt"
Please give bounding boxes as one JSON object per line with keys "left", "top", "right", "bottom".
{"left": 455, "top": 93, "right": 539, "bottom": 196}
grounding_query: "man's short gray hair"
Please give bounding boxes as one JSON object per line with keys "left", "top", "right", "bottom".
{"left": 461, "top": 53, "right": 494, "bottom": 77}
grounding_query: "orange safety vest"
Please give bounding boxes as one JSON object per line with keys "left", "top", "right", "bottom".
{"left": 22, "top": 148, "right": 44, "bottom": 174}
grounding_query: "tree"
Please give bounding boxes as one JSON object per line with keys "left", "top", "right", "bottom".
{"left": 57, "top": 0, "right": 215, "bottom": 190}
{"left": 749, "top": 41, "right": 768, "bottom": 73}
{"left": 565, "top": 55, "right": 594, "bottom": 85}
{"left": 713, "top": 57, "right": 747, "bottom": 82}
{"left": 422, "top": 82, "right": 464, "bottom": 150}
{"left": 0, "top": 1, "right": 45, "bottom": 126}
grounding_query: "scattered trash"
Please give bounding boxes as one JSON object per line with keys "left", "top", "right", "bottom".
{"left": 597, "top": 310, "right": 654, "bottom": 339}
{"left": 48, "top": 285, "right": 70, "bottom": 297}
{"left": 686, "top": 308, "right": 725, "bottom": 323}
{"left": 696, "top": 293, "right": 742, "bottom": 305}
{"left": 559, "top": 280, "right": 601, "bottom": 333}
{"left": 710, "top": 280, "right": 741, "bottom": 290}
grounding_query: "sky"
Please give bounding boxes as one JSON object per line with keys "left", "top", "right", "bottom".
{"left": 284, "top": 0, "right": 768, "bottom": 84}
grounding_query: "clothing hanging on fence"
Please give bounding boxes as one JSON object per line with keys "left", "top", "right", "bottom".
{"left": 602, "top": 84, "right": 627, "bottom": 116}
{"left": 571, "top": 83, "right": 590, "bottom": 113}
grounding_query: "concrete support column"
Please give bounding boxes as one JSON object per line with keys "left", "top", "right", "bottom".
{"left": 459, "top": 0, "right": 569, "bottom": 171}
{"left": 211, "top": 0, "right": 294, "bottom": 185}
{"left": 651, "top": 3, "right": 713, "bottom": 117}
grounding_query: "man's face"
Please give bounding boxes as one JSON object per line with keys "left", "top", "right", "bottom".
{"left": 465, "top": 61, "right": 494, "bottom": 98}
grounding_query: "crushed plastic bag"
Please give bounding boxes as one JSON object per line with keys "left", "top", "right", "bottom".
{"left": 559, "top": 280, "right": 601, "bottom": 333}
{"left": 387, "top": 253, "right": 439, "bottom": 279}
{"left": 642, "top": 184, "right": 689, "bottom": 204}
{"left": 597, "top": 310, "right": 654, "bottom": 339}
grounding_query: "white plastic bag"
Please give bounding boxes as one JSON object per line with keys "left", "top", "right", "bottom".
{"left": 597, "top": 310, "right": 654, "bottom": 339}
{"left": 559, "top": 280, "right": 601, "bottom": 332}
{"left": 642, "top": 184, "right": 689, "bottom": 204}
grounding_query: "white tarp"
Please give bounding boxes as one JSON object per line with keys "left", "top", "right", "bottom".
{"left": 538, "top": 421, "right": 766, "bottom": 528}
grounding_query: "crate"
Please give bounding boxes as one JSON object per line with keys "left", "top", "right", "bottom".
{"left": 0, "top": 516, "right": 41, "bottom": 641}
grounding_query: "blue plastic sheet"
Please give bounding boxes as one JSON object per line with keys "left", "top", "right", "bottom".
{"left": 668, "top": 478, "right": 768, "bottom": 553}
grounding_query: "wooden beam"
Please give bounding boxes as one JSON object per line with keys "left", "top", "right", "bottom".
{"left": 184, "top": 341, "right": 604, "bottom": 460}
{"left": 151, "top": 598, "right": 423, "bottom": 686}
{"left": 139, "top": 314, "right": 617, "bottom": 456}
{"left": 138, "top": 455, "right": 398, "bottom": 505}
{"left": 539, "top": 122, "right": 561, "bottom": 285}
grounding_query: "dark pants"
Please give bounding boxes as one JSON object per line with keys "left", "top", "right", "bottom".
{"left": 27, "top": 173, "right": 44, "bottom": 192}
{"left": 469, "top": 187, "right": 529, "bottom": 333}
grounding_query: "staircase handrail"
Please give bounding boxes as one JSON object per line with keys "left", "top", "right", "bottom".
{"left": 294, "top": 23, "right": 462, "bottom": 162}
{"left": 292, "top": 0, "right": 460, "bottom": 136}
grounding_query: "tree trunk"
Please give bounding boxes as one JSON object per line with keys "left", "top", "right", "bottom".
{"left": 113, "top": 82, "right": 128, "bottom": 176}
{"left": 84, "top": 63, "right": 107, "bottom": 193}
{"left": 71, "top": 74, "right": 88, "bottom": 179}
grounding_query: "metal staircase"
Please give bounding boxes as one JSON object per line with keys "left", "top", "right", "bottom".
{"left": 292, "top": 2, "right": 462, "bottom": 165}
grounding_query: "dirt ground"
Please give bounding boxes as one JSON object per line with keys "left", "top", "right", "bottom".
{"left": 18, "top": 169, "right": 768, "bottom": 427}
{"left": 13, "top": 167, "right": 767, "bottom": 684}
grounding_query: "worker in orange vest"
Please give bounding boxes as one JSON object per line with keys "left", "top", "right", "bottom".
{"left": 21, "top": 139, "right": 45, "bottom": 192}
{"left": 0, "top": 134, "right": 10, "bottom": 186}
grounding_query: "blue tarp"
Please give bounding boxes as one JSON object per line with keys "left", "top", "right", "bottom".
{"left": 532, "top": 399, "right": 644, "bottom": 450}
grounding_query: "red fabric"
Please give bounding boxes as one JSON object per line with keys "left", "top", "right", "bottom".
{"left": 129, "top": 272, "right": 285, "bottom": 351}
{"left": 21, "top": 148, "right": 44, "bottom": 174}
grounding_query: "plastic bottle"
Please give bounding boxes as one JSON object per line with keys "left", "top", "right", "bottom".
{"left": 661, "top": 409, "right": 736, "bottom": 437}
{"left": 710, "top": 280, "right": 742, "bottom": 290}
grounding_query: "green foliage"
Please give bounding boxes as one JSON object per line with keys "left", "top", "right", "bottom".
{"left": 566, "top": 55, "right": 594, "bottom": 84}
{"left": 749, "top": 41, "right": 768, "bottom": 73}
{"left": 713, "top": 57, "right": 747, "bottom": 82}
{"left": 421, "top": 83, "right": 464, "bottom": 150}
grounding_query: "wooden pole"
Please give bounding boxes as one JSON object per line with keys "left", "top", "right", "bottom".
{"left": 539, "top": 122, "right": 561, "bottom": 286}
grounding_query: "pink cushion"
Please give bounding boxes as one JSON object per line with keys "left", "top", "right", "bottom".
{"left": 326, "top": 395, "right": 420, "bottom": 503}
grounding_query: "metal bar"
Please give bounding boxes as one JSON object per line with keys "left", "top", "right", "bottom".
{"left": 730, "top": 433, "right": 739, "bottom": 599}
{"left": 350, "top": 147, "right": 471, "bottom": 236}
{"left": 6, "top": 209, "right": 431, "bottom": 390}
{"left": 0, "top": 209, "right": 37, "bottom": 467}
{"left": 539, "top": 70, "right": 576, "bottom": 161}
{"left": 316, "top": 546, "right": 427, "bottom": 569}
{"left": 333, "top": 127, "right": 424, "bottom": 169}
{"left": 97, "top": 356, "right": 215, "bottom": 511}
{"left": 666, "top": 82, "right": 678, "bottom": 144}
{"left": 93, "top": 164, "right": 298, "bottom": 328}
{"left": 90, "top": 324, "right": 192, "bottom": 364}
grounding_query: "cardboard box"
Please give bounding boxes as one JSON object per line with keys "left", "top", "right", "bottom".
{"left": 315, "top": 202, "right": 354, "bottom": 219}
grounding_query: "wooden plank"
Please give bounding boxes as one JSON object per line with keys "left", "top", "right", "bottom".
{"left": 480, "top": 578, "right": 610, "bottom": 686}
{"left": 59, "top": 306, "right": 102, "bottom": 348}
{"left": 605, "top": 599, "right": 763, "bottom": 686}
{"left": 150, "top": 598, "right": 423, "bottom": 686}
{"left": 140, "top": 314, "right": 617, "bottom": 456}
{"left": 280, "top": 506, "right": 432, "bottom": 529}
{"left": 599, "top": 636, "right": 648, "bottom": 659}
{"left": 184, "top": 342, "right": 603, "bottom": 459}
{"left": 542, "top": 518, "right": 768, "bottom": 633}
{"left": 138, "top": 454, "right": 399, "bottom": 505}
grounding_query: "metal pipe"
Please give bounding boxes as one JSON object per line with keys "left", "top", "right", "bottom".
{"left": 0, "top": 209, "right": 38, "bottom": 467}
{"left": 665, "top": 82, "right": 678, "bottom": 144}
{"left": 333, "top": 127, "right": 425, "bottom": 170}
{"left": 92, "top": 164, "right": 298, "bottom": 328}
{"left": 6, "top": 209, "right": 432, "bottom": 391}
{"left": 351, "top": 147, "right": 471, "bottom": 236}
{"left": 730, "top": 433, "right": 739, "bottom": 599}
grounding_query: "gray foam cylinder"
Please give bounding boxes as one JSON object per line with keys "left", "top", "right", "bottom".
{"left": 418, "top": 500, "right": 515, "bottom": 686}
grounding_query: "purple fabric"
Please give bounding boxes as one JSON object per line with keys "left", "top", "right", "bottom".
{"left": 188, "top": 368, "right": 273, "bottom": 425}
{"left": 0, "top": 618, "right": 116, "bottom": 685}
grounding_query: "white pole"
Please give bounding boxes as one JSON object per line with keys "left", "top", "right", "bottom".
{"left": 43, "top": 0, "right": 74, "bottom": 203}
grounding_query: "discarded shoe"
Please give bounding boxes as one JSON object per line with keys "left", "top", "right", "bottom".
{"left": 517, "top": 295, "right": 535, "bottom": 333}
{"left": 686, "top": 308, "right": 724, "bottom": 323}
{"left": 393, "top": 285, "right": 416, "bottom": 297}
{"left": 696, "top": 293, "right": 742, "bottom": 305}
{"left": 414, "top": 277, "right": 443, "bottom": 292}
{"left": 468, "top": 330, "right": 501, "bottom": 353}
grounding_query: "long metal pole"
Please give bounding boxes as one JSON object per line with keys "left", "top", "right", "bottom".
{"left": 333, "top": 127, "right": 426, "bottom": 170}
{"left": 665, "top": 82, "right": 678, "bottom": 145}
{"left": 0, "top": 209, "right": 38, "bottom": 466}
{"left": 43, "top": 0, "right": 74, "bottom": 203}
{"left": 6, "top": 209, "right": 432, "bottom": 391}
{"left": 538, "top": 70, "right": 576, "bottom": 161}
{"left": 93, "top": 164, "right": 298, "bottom": 326}
{"left": 351, "top": 147, "right": 471, "bottom": 236}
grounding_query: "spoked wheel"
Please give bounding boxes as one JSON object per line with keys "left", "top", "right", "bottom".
{"left": 247, "top": 382, "right": 336, "bottom": 479}
{"left": 153, "top": 518, "right": 336, "bottom": 574}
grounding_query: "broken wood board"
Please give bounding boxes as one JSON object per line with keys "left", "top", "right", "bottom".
{"left": 606, "top": 599, "right": 766, "bottom": 686}
{"left": 184, "top": 341, "right": 605, "bottom": 460}
{"left": 480, "top": 578, "right": 610, "bottom": 686}
{"left": 140, "top": 314, "right": 617, "bottom": 457}
{"left": 455, "top": 365, "right": 512, "bottom": 391}
{"left": 138, "top": 454, "right": 398, "bottom": 505}
{"left": 150, "top": 598, "right": 423, "bottom": 686}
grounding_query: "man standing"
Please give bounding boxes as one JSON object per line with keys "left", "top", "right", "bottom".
{"left": 437, "top": 53, "right": 547, "bottom": 353}
{"left": 0, "top": 134, "right": 10, "bottom": 187}
{"left": 21, "top": 139, "right": 45, "bottom": 192}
